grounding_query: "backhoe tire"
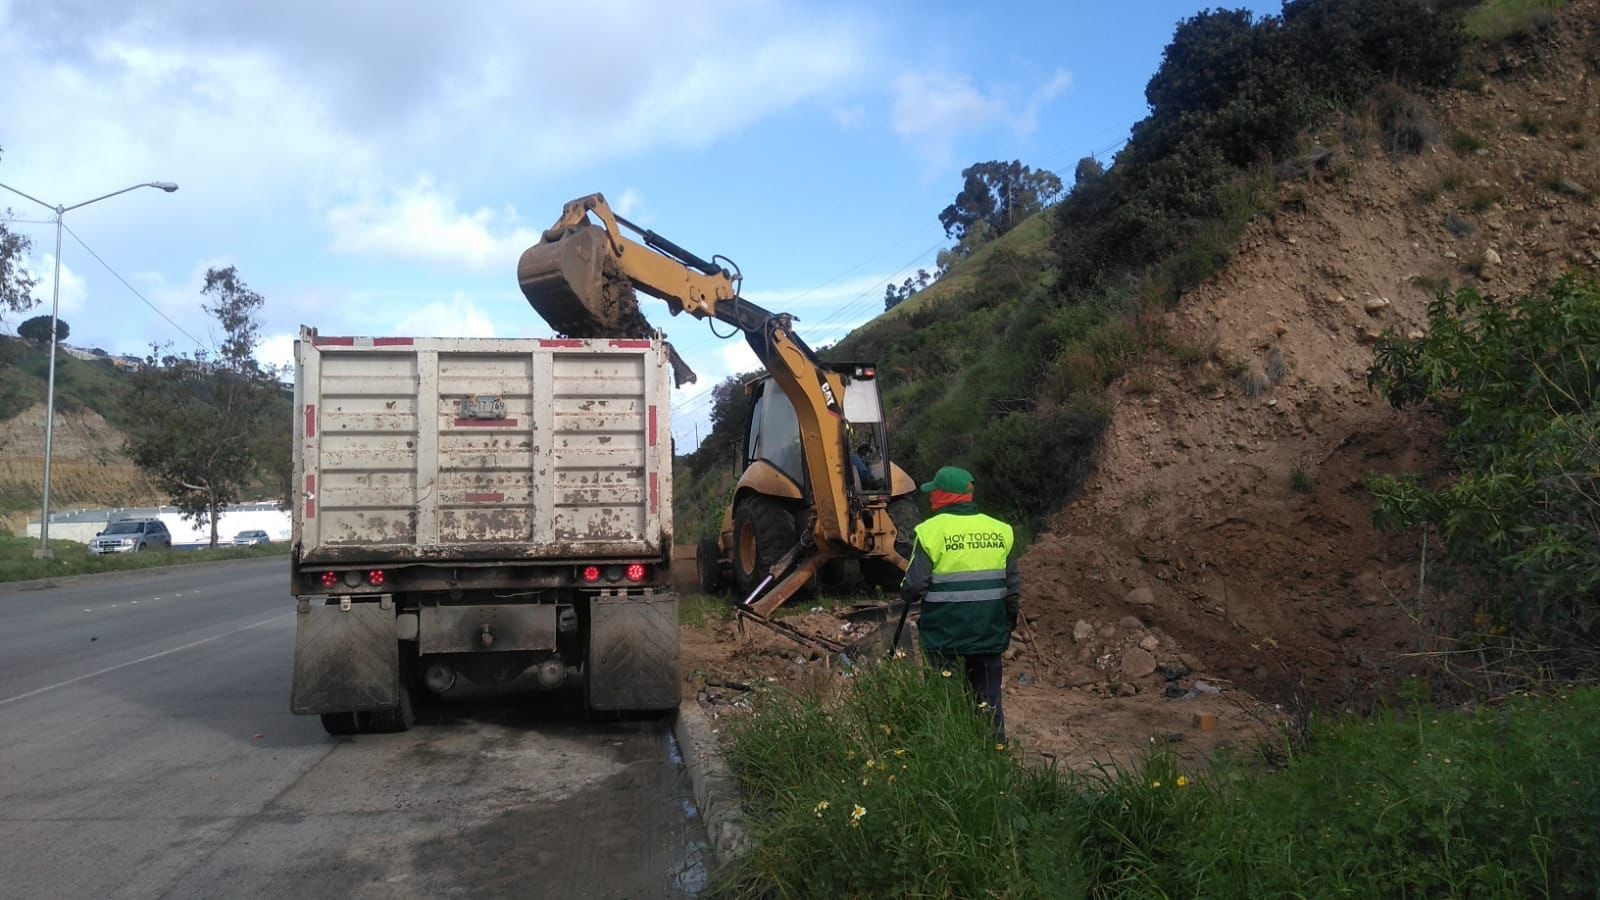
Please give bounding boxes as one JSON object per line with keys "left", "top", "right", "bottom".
{"left": 732, "top": 496, "right": 798, "bottom": 599}
{"left": 863, "top": 496, "right": 922, "bottom": 592}
{"left": 696, "top": 535, "right": 725, "bottom": 594}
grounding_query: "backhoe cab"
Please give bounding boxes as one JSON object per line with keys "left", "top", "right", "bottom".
{"left": 517, "top": 193, "right": 920, "bottom": 618}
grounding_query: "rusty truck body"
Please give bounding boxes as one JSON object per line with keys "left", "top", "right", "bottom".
{"left": 288, "top": 328, "right": 679, "bottom": 733}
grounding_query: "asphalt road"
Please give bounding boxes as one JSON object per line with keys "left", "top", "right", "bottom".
{"left": 0, "top": 559, "right": 708, "bottom": 898}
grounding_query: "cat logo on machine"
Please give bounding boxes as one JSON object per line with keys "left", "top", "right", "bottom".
{"left": 815, "top": 370, "right": 842, "bottom": 417}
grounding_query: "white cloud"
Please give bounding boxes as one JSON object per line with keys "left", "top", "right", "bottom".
{"left": 831, "top": 104, "right": 868, "bottom": 130}
{"left": 326, "top": 178, "right": 540, "bottom": 271}
{"left": 1013, "top": 68, "right": 1073, "bottom": 136}
{"left": 257, "top": 331, "right": 297, "bottom": 373}
{"left": 889, "top": 66, "right": 1074, "bottom": 167}
{"left": 612, "top": 188, "right": 643, "bottom": 220}
{"left": 891, "top": 72, "right": 1007, "bottom": 140}
{"left": 25, "top": 255, "right": 87, "bottom": 317}
{"left": 392, "top": 294, "right": 497, "bottom": 339}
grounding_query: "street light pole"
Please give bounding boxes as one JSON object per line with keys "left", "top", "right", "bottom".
{"left": 0, "top": 180, "right": 178, "bottom": 559}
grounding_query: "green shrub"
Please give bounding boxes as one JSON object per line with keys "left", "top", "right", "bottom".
{"left": 1377, "top": 85, "right": 1440, "bottom": 154}
{"left": 1449, "top": 128, "right": 1487, "bottom": 155}
{"left": 1368, "top": 276, "right": 1600, "bottom": 635}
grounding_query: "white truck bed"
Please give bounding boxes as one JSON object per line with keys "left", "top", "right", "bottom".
{"left": 293, "top": 329, "right": 674, "bottom": 564}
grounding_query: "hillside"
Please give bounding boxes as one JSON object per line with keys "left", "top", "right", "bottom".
{"left": 675, "top": 0, "right": 1598, "bottom": 764}
{"left": 1020, "top": 0, "right": 1598, "bottom": 713}
{"left": 0, "top": 336, "right": 292, "bottom": 534}
{"left": 0, "top": 338, "right": 166, "bottom": 532}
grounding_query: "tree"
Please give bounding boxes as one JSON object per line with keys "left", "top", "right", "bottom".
{"left": 1367, "top": 277, "right": 1600, "bottom": 637}
{"left": 1, "top": 147, "right": 39, "bottom": 323}
{"left": 684, "top": 373, "right": 758, "bottom": 477}
{"left": 17, "top": 314, "right": 66, "bottom": 346}
{"left": 938, "top": 161, "right": 1064, "bottom": 242}
{"left": 124, "top": 267, "right": 286, "bottom": 547}
{"left": 883, "top": 269, "right": 932, "bottom": 312}
{"left": 202, "top": 265, "right": 265, "bottom": 374}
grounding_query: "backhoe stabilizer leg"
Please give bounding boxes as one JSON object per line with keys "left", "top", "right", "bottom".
{"left": 746, "top": 556, "right": 823, "bottom": 618}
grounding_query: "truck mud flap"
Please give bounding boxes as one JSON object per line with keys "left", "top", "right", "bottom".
{"left": 291, "top": 601, "right": 398, "bottom": 715}
{"left": 587, "top": 593, "right": 680, "bottom": 712}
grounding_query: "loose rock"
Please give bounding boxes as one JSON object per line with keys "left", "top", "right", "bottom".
{"left": 1121, "top": 647, "right": 1158, "bottom": 679}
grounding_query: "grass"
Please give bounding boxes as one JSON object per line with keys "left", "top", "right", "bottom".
{"left": 679, "top": 592, "right": 733, "bottom": 628}
{"left": 1290, "top": 467, "right": 1314, "bottom": 494}
{"left": 0, "top": 533, "right": 289, "bottom": 583}
{"left": 1464, "top": 0, "right": 1566, "bottom": 42}
{"left": 1449, "top": 129, "right": 1486, "bottom": 157}
{"left": 715, "top": 661, "right": 1600, "bottom": 898}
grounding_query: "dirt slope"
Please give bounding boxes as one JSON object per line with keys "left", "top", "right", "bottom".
{"left": 0, "top": 403, "right": 165, "bottom": 534}
{"left": 682, "top": 3, "right": 1600, "bottom": 767}
{"left": 1019, "top": 1, "right": 1599, "bottom": 725}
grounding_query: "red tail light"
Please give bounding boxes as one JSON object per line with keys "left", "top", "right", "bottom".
{"left": 581, "top": 565, "right": 601, "bottom": 583}
{"left": 320, "top": 571, "right": 338, "bottom": 588}
{"left": 625, "top": 563, "right": 648, "bottom": 583}
{"left": 367, "top": 570, "right": 386, "bottom": 587}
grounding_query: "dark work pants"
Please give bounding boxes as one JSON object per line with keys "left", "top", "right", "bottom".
{"left": 925, "top": 650, "right": 1005, "bottom": 742}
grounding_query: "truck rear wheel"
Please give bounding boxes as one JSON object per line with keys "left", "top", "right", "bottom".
{"left": 320, "top": 712, "right": 360, "bottom": 735}
{"left": 369, "top": 685, "right": 416, "bottom": 733}
{"left": 696, "top": 535, "right": 725, "bottom": 594}
{"left": 732, "top": 496, "right": 798, "bottom": 598}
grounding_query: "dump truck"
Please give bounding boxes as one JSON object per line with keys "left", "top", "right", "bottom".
{"left": 288, "top": 327, "right": 679, "bottom": 734}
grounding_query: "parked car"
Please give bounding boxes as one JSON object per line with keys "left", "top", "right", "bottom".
{"left": 88, "top": 519, "right": 172, "bottom": 554}
{"left": 233, "top": 530, "right": 271, "bottom": 546}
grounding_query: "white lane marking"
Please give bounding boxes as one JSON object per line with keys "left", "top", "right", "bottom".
{"left": 0, "top": 612, "right": 293, "bottom": 708}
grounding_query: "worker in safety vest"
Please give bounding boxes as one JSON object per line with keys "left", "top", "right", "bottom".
{"left": 900, "top": 465, "right": 1021, "bottom": 742}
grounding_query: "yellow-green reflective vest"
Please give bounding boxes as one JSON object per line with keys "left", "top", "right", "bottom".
{"left": 910, "top": 511, "right": 1013, "bottom": 654}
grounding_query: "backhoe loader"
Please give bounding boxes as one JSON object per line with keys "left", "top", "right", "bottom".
{"left": 517, "top": 193, "right": 920, "bottom": 621}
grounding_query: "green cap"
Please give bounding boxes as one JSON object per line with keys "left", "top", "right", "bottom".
{"left": 920, "top": 465, "right": 975, "bottom": 494}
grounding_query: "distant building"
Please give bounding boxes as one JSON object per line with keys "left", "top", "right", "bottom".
{"left": 60, "top": 344, "right": 110, "bottom": 362}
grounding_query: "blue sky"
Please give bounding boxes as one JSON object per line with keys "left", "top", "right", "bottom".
{"left": 0, "top": 0, "right": 1277, "bottom": 449}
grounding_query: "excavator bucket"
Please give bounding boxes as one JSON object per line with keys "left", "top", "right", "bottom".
{"left": 517, "top": 227, "right": 651, "bottom": 337}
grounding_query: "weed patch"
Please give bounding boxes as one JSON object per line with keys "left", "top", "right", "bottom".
{"left": 717, "top": 659, "right": 1600, "bottom": 897}
{"left": 0, "top": 534, "right": 290, "bottom": 583}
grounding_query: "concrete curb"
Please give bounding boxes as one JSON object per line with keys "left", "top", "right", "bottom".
{"left": 672, "top": 701, "right": 751, "bottom": 870}
{"left": 0, "top": 554, "right": 287, "bottom": 594}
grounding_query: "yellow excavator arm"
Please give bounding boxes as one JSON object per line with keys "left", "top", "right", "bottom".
{"left": 518, "top": 192, "right": 909, "bottom": 615}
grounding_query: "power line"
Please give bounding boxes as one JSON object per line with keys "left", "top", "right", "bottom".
{"left": 62, "top": 222, "right": 211, "bottom": 353}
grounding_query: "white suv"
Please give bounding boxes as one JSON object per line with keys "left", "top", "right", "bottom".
{"left": 88, "top": 519, "right": 173, "bottom": 554}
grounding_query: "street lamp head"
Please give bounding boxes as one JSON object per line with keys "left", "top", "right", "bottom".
{"left": 151, "top": 182, "right": 179, "bottom": 193}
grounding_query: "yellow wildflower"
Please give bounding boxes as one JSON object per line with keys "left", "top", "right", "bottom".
{"left": 861, "top": 777, "right": 870, "bottom": 787}
{"left": 941, "top": 670, "right": 953, "bottom": 678}
{"left": 995, "top": 743, "right": 1006, "bottom": 752}
{"left": 813, "top": 801, "right": 830, "bottom": 817}
{"left": 1151, "top": 781, "right": 1162, "bottom": 789}
{"left": 864, "top": 758, "right": 877, "bottom": 771}
{"left": 893, "top": 648, "right": 908, "bottom": 659}
{"left": 892, "top": 748, "right": 907, "bottom": 757}
{"left": 1176, "top": 776, "right": 1190, "bottom": 788}
{"left": 850, "top": 804, "right": 866, "bottom": 827}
